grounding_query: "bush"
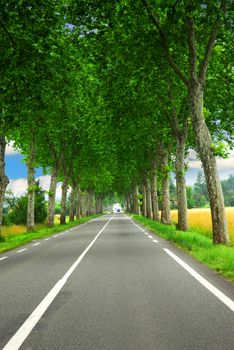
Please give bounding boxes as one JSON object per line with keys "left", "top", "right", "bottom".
{"left": 8, "top": 181, "right": 47, "bottom": 225}
{"left": 2, "top": 214, "right": 13, "bottom": 226}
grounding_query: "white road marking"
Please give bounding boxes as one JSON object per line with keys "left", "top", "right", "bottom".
{"left": 53, "top": 235, "right": 58, "bottom": 238}
{"left": 3, "top": 216, "right": 113, "bottom": 350}
{"left": 164, "top": 248, "right": 234, "bottom": 313}
{"left": 148, "top": 235, "right": 153, "bottom": 238}
{"left": 17, "top": 249, "right": 27, "bottom": 253}
{"left": 0, "top": 256, "right": 8, "bottom": 261}
{"left": 44, "top": 238, "right": 51, "bottom": 241}
{"left": 33, "top": 243, "right": 40, "bottom": 247}
{"left": 153, "top": 240, "right": 159, "bottom": 243}
{"left": 144, "top": 232, "right": 148, "bottom": 235}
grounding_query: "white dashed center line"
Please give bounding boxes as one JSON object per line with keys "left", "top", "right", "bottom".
{"left": 153, "top": 240, "right": 159, "bottom": 243}
{"left": 33, "top": 243, "right": 41, "bottom": 247}
{"left": 0, "top": 256, "right": 8, "bottom": 261}
{"left": 17, "top": 249, "right": 27, "bottom": 253}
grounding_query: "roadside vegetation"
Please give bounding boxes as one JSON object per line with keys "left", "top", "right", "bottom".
{"left": 0, "top": 214, "right": 101, "bottom": 254}
{"left": 132, "top": 214, "right": 234, "bottom": 283}
{"left": 170, "top": 208, "right": 234, "bottom": 243}
{"left": 0, "top": 0, "right": 233, "bottom": 274}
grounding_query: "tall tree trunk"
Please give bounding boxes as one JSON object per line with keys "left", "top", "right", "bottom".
{"left": 190, "top": 86, "right": 229, "bottom": 243}
{"left": 60, "top": 179, "right": 68, "bottom": 224}
{"left": 175, "top": 135, "right": 188, "bottom": 231}
{"left": 46, "top": 162, "right": 59, "bottom": 227}
{"left": 161, "top": 151, "right": 171, "bottom": 224}
{"left": 79, "top": 192, "right": 84, "bottom": 217}
{"left": 91, "top": 191, "right": 95, "bottom": 215}
{"left": 129, "top": 193, "right": 133, "bottom": 213}
{"left": 96, "top": 194, "right": 103, "bottom": 214}
{"left": 150, "top": 170, "right": 160, "bottom": 221}
{"left": 86, "top": 191, "right": 92, "bottom": 216}
{"left": 126, "top": 195, "right": 130, "bottom": 213}
{"left": 93, "top": 193, "right": 97, "bottom": 215}
{"left": 0, "top": 136, "right": 9, "bottom": 239}
{"left": 146, "top": 178, "right": 152, "bottom": 219}
{"left": 75, "top": 185, "right": 81, "bottom": 220}
{"left": 26, "top": 140, "right": 35, "bottom": 232}
{"left": 133, "top": 185, "right": 140, "bottom": 214}
{"left": 142, "top": 184, "right": 147, "bottom": 217}
{"left": 69, "top": 186, "right": 77, "bottom": 222}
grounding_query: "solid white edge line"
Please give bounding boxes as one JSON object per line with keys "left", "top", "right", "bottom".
{"left": 3, "top": 216, "right": 113, "bottom": 350}
{"left": 16, "top": 249, "right": 27, "bottom": 253}
{"left": 0, "top": 256, "right": 8, "bottom": 261}
{"left": 164, "top": 248, "right": 234, "bottom": 313}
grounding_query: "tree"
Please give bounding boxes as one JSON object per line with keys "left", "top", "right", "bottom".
{"left": 142, "top": 0, "right": 231, "bottom": 243}
{"left": 9, "top": 181, "right": 47, "bottom": 225}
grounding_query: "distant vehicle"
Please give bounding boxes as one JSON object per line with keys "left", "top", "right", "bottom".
{"left": 116, "top": 208, "right": 120, "bottom": 213}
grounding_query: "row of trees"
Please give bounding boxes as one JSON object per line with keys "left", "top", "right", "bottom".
{"left": 1, "top": 1, "right": 233, "bottom": 243}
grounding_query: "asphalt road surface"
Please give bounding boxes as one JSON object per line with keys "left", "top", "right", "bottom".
{"left": 0, "top": 214, "right": 234, "bottom": 350}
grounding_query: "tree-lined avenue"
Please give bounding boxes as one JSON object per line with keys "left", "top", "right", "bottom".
{"left": 1, "top": 214, "right": 234, "bottom": 350}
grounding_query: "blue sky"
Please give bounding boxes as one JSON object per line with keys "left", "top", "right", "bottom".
{"left": 5, "top": 154, "right": 43, "bottom": 180}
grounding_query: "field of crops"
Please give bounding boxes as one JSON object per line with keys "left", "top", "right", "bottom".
{"left": 171, "top": 207, "right": 234, "bottom": 243}
{"left": 2, "top": 209, "right": 234, "bottom": 243}
{"left": 1, "top": 215, "right": 63, "bottom": 239}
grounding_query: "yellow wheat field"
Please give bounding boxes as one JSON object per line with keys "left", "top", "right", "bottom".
{"left": 1, "top": 224, "right": 46, "bottom": 238}
{"left": 171, "top": 207, "right": 234, "bottom": 243}
{"left": 1, "top": 216, "right": 68, "bottom": 238}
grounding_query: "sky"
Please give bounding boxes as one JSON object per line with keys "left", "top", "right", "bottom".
{"left": 5, "top": 143, "right": 234, "bottom": 199}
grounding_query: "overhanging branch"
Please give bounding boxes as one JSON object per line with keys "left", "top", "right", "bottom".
{"left": 142, "top": 0, "right": 189, "bottom": 87}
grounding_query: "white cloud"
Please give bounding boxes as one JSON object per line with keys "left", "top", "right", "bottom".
{"left": 7, "top": 178, "right": 27, "bottom": 197}
{"left": 187, "top": 149, "right": 234, "bottom": 171}
{"left": 5, "top": 141, "right": 21, "bottom": 156}
{"left": 7, "top": 175, "right": 64, "bottom": 200}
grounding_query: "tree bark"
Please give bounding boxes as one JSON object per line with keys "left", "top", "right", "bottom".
{"left": 146, "top": 178, "right": 152, "bottom": 219}
{"left": 60, "top": 179, "right": 68, "bottom": 224}
{"left": 150, "top": 171, "right": 160, "bottom": 221}
{"left": 175, "top": 135, "right": 188, "bottom": 231}
{"left": 133, "top": 185, "right": 140, "bottom": 214}
{"left": 79, "top": 192, "right": 85, "bottom": 217}
{"left": 0, "top": 136, "right": 9, "bottom": 239}
{"left": 161, "top": 151, "right": 171, "bottom": 224}
{"left": 95, "top": 194, "right": 103, "bottom": 214}
{"left": 189, "top": 85, "right": 229, "bottom": 243}
{"left": 125, "top": 195, "right": 130, "bottom": 213}
{"left": 86, "top": 191, "right": 93, "bottom": 216}
{"left": 142, "top": 184, "right": 147, "bottom": 217}
{"left": 46, "top": 162, "right": 59, "bottom": 227}
{"left": 26, "top": 140, "right": 35, "bottom": 231}
{"left": 69, "top": 186, "right": 77, "bottom": 222}
{"left": 75, "top": 185, "right": 81, "bottom": 219}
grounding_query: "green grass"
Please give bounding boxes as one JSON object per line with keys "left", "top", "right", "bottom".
{"left": 0, "top": 214, "right": 101, "bottom": 254}
{"left": 132, "top": 214, "right": 234, "bottom": 283}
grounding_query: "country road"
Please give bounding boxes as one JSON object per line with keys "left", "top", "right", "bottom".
{"left": 0, "top": 214, "right": 234, "bottom": 350}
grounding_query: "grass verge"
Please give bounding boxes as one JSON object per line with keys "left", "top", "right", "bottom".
{"left": 0, "top": 214, "right": 101, "bottom": 254}
{"left": 132, "top": 214, "right": 234, "bottom": 283}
